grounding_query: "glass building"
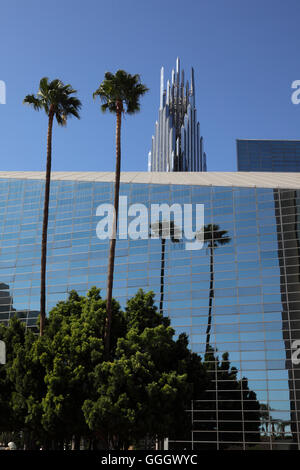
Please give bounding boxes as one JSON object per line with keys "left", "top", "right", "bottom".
{"left": 237, "top": 139, "right": 300, "bottom": 172}
{"left": 0, "top": 171, "right": 300, "bottom": 450}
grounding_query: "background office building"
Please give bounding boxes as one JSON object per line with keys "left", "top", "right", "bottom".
{"left": 236, "top": 139, "right": 300, "bottom": 172}
{"left": 148, "top": 58, "right": 207, "bottom": 172}
{"left": 0, "top": 171, "right": 300, "bottom": 449}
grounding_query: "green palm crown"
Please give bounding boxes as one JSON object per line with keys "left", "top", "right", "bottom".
{"left": 23, "top": 77, "right": 81, "bottom": 125}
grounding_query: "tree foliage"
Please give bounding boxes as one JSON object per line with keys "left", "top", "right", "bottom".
{"left": 23, "top": 77, "right": 81, "bottom": 126}
{"left": 0, "top": 288, "right": 210, "bottom": 449}
{"left": 93, "top": 70, "right": 148, "bottom": 114}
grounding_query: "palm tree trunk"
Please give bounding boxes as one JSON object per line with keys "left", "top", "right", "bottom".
{"left": 160, "top": 237, "right": 166, "bottom": 313}
{"left": 40, "top": 106, "right": 54, "bottom": 336}
{"left": 205, "top": 246, "right": 214, "bottom": 353}
{"left": 105, "top": 102, "right": 122, "bottom": 358}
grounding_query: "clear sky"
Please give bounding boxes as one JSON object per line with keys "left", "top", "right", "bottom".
{"left": 1, "top": 0, "right": 300, "bottom": 173}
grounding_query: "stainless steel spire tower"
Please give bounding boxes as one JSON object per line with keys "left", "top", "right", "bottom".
{"left": 148, "top": 58, "right": 207, "bottom": 172}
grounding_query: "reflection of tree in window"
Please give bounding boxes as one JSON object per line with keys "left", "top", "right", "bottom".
{"left": 192, "top": 348, "right": 261, "bottom": 450}
{"left": 150, "top": 221, "right": 181, "bottom": 314}
{"left": 197, "top": 224, "right": 231, "bottom": 354}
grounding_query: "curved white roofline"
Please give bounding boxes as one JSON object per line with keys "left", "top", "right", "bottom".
{"left": 0, "top": 171, "right": 299, "bottom": 189}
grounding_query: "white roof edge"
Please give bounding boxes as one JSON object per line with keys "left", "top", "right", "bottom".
{"left": 0, "top": 171, "right": 299, "bottom": 189}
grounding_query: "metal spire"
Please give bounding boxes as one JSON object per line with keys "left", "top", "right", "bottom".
{"left": 148, "top": 59, "right": 207, "bottom": 172}
{"left": 159, "top": 67, "right": 164, "bottom": 110}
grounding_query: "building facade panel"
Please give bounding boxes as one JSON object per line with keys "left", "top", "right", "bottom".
{"left": 0, "top": 175, "right": 299, "bottom": 449}
{"left": 237, "top": 139, "right": 300, "bottom": 172}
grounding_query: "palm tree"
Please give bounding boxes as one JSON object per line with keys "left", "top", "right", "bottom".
{"left": 93, "top": 70, "right": 148, "bottom": 358}
{"left": 201, "top": 224, "right": 231, "bottom": 354}
{"left": 23, "top": 78, "right": 81, "bottom": 336}
{"left": 150, "top": 221, "right": 181, "bottom": 313}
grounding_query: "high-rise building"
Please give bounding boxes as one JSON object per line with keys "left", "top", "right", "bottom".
{"left": 237, "top": 139, "right": 300, "bottom": 172}
{"left": 0, "top": 281, "right": 39, "bottom": 330}
{"left": 0, "top": 171, "right": 300, "bottom": 449}
{"left": 148, "top": 58, "right": 207, "bottom": 172}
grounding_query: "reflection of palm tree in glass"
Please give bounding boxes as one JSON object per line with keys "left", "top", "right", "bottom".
{"left": 201, "top": 224, "right": 231, "bottom": 354}
{"left": 150, "top": 221, "right": 181, "bottom": 313}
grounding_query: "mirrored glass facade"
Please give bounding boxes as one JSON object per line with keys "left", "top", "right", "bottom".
{"left": 0, "top": 175, "right": 300, "bottom": 450}
{"left": 237, "top": 139, "right": 300, "bottom": 172}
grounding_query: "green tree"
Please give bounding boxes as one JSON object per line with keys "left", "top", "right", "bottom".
{"left": 81, "top": 288, "right": 208, "bottom": 449}
{"left": 39, "top": 288, "right": 125, "bottom": 449}
{"left": 23, "top": 78, "right": 81, "bottom": 336}
{"left": 0, "top": 317, "right": 46, "bottom": 449}
{"left": 0, "top": 317, "right": 26, "bottom": 435}
{"left": 36, "top": 288, "right": 207, "bottom": 449}
{"left": 9, "top": 327, "right": 46, "bottom": 449}
{"left": 93, "top": 71, "right": 148, "bottom": 358}
{"left": 0, "top": 293, "right": 261, "bottom": 450}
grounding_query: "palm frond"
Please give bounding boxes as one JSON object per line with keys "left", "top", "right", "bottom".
{"left": 93, "top": 88, "right": 101, "bottom": 100}
{"left": 101, "top": 102, "right": 113, "bottom": 113}
{"left": 93, "top": 70, "right": 148, "bottom": 115}
{"left": 24, "top": 76, "right": 81, "bottom": 124}
{"left": 38, "top": 77, "right": 50, "bottom": 98}
{"left": 55, "top": 112, "right": 65, "bottom": 126}
{"left": 150, "top": 220, "right": 181, "bottom": 242}
{"left": 23, "top": 94, "right": 43, "bottom": 111}
{"left": 202, "top": 224, "right": 231, "bottom": 248}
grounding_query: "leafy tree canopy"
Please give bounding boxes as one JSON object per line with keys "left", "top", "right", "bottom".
{"left": 0, "top": 288, "right": 208, "bottom": 450}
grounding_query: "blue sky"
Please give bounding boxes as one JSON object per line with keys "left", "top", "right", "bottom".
{"left": 1, "top": 0, "right": 300, "bottom": 172}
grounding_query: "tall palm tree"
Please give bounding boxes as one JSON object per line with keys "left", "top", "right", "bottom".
{"left": 23, "top": 78, "right": 81, "bottom": 336}
{"left": 202, "top": 224, "right": 231, "bottom": 354}
{"left": 93, "top": 70, "right": 148, "bottom": 358}
{"left": 150, "top": 221, "right": 181, "bottom": 313}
